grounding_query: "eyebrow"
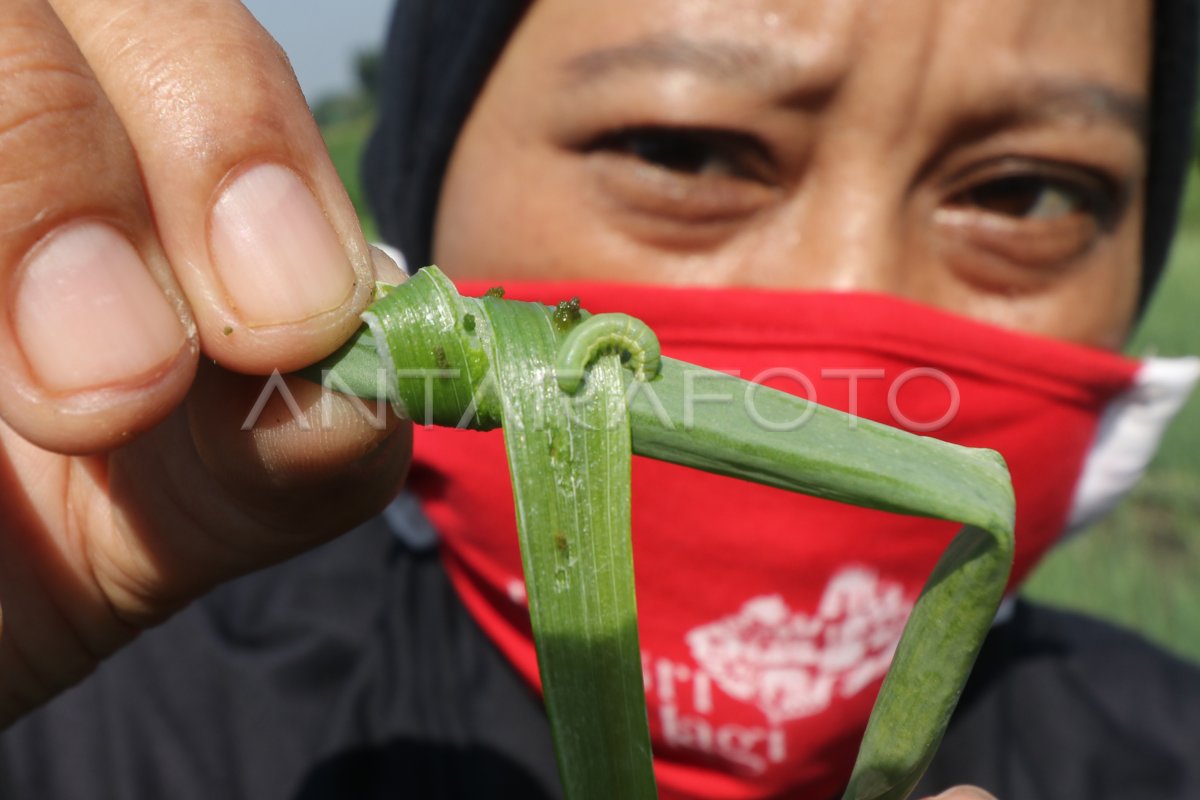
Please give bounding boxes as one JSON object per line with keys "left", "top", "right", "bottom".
{"left": 562, "top": 34, "right": 1148, "bottom": 141}
{"left": 562, "top": 34, "right": 817, "bottom": 93}
{"left": 1013, "top": 80, "right": 1147, "bottom": 141}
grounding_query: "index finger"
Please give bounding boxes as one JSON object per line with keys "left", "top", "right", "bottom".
{"left": 0, "top": 0, "right": 198, "bottom": 453}
{"left": 50, "top": 0, "right": 375, "bottom": 375}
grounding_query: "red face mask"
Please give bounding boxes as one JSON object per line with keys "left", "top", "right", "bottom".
{"left": 400, "top": 277, "right": 1195, "bottom": 800}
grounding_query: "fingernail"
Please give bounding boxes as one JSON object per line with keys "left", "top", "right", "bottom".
{"left": 368, "top": 244, "right": 406, "bottom": 283}
{"left": 13, "top": 223, "right": 187, "bottom": 393}
{"left": 209, "top": 163, "right": 355, "bottom": 326}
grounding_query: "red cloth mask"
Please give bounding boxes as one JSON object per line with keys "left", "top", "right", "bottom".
{"left": 402, "top": 278, "right": 1183, "bottom": 799}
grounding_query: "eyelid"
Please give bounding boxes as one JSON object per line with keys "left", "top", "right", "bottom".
{"left": 941, "top": 156, "right": 1126, "bottom": 227}
{"left": 577, "top": 125, "right": 783, "bottom": 245}
{"left": 933, "top": 156, "right": 1129, "bottom": 279}
{"left": 582, "top": 125, "right": 780, "bottom": 185}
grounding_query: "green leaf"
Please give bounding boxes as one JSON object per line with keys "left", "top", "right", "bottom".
{"left": 332, "top": 267, "right": 658, "bottom": 797}
{"left": 485, "top": 299, "right": 658, "bottom": 798}
{"left": 840, "top": 524, "right": 1011, "bottom": 800}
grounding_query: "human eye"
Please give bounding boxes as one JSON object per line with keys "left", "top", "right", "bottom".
{"left": 590, "top": 127, "right": 772, "bottom": 180}
{"left": 581, "top": 126, "right": 780, "bottom": 225}
{"left": 950, "top": 161, "right": 1119, "bottom": 224}
{"left": 937, "top": 158, "right": 1127, "bottom": 270}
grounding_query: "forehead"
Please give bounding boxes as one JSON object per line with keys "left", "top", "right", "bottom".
{"left": 514, "top": 0, "right": 1151, "bottom": 106}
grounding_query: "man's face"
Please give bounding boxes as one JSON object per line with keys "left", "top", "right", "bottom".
{"left": 433, "top": 0, "right": 1150, "bottom": 349}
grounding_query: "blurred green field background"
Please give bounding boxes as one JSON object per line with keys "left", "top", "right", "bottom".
{"left": 323, "top": 112, "right": 379, "bottom": 242}
{"left": 323, "top": 110, "right": 1200, "bottom": 665}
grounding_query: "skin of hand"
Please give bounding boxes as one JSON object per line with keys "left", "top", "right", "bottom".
{"left": 0, "top": 0, "right": 412, "bottom": 727}
{"left": 922, "top": 789, "right": 999, "bottom": 800}
{"left": 429, "top": 0, "right": 1152, "bottom": 795}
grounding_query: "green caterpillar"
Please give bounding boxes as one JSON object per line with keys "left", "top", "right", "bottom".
{"left": 555, "top": 312, "right": 662, "bottom": 394}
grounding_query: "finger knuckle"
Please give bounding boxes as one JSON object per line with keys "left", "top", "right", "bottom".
{"left": 118, "top": 27, "right": 301, "bottom": 159}
{"left": 0, "top": 50, "right": 124, "bottom": 240}
{"left": 0, "top": 48, "right": 107, "bottom": 156}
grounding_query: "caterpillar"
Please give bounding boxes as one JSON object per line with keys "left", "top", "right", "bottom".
{"left": 555, "top": 312, "right": 662, "bottom": 394}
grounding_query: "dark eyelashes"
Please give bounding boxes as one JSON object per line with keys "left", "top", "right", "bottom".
{"left": 583, "top": 126, "right": 777, "bottom": 183}
{"left": 580, "top": 124, "right": 1130, "bottom": 258}
{"left": 943, "top": 158, "right": 1127, "bottom": 228}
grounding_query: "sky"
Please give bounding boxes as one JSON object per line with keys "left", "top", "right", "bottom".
{"left": 241, "top": 0, "right": 396, "bottom": 102}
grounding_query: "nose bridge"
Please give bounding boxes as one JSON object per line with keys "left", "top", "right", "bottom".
{"left": 775, "top": 0, "right": 939, "bottom": 295}
{"left": 726, "top": 0, "right": 944, "bottom": 294}
{"left": 778, "top": 160, "right": 907, "bottom": 294}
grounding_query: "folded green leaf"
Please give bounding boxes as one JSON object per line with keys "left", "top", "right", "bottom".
{"left": 304, "top": 266, "right": 1015, "bottom": 800}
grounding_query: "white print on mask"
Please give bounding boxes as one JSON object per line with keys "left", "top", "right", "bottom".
{"left": 643, "top": 650, "right": 787, "bottom": 775}
{"left": 685, "top": 568, "right": 913, "bottom": 725}
{"left": 640, "top": 567, "right": 913, "bottom": 776}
